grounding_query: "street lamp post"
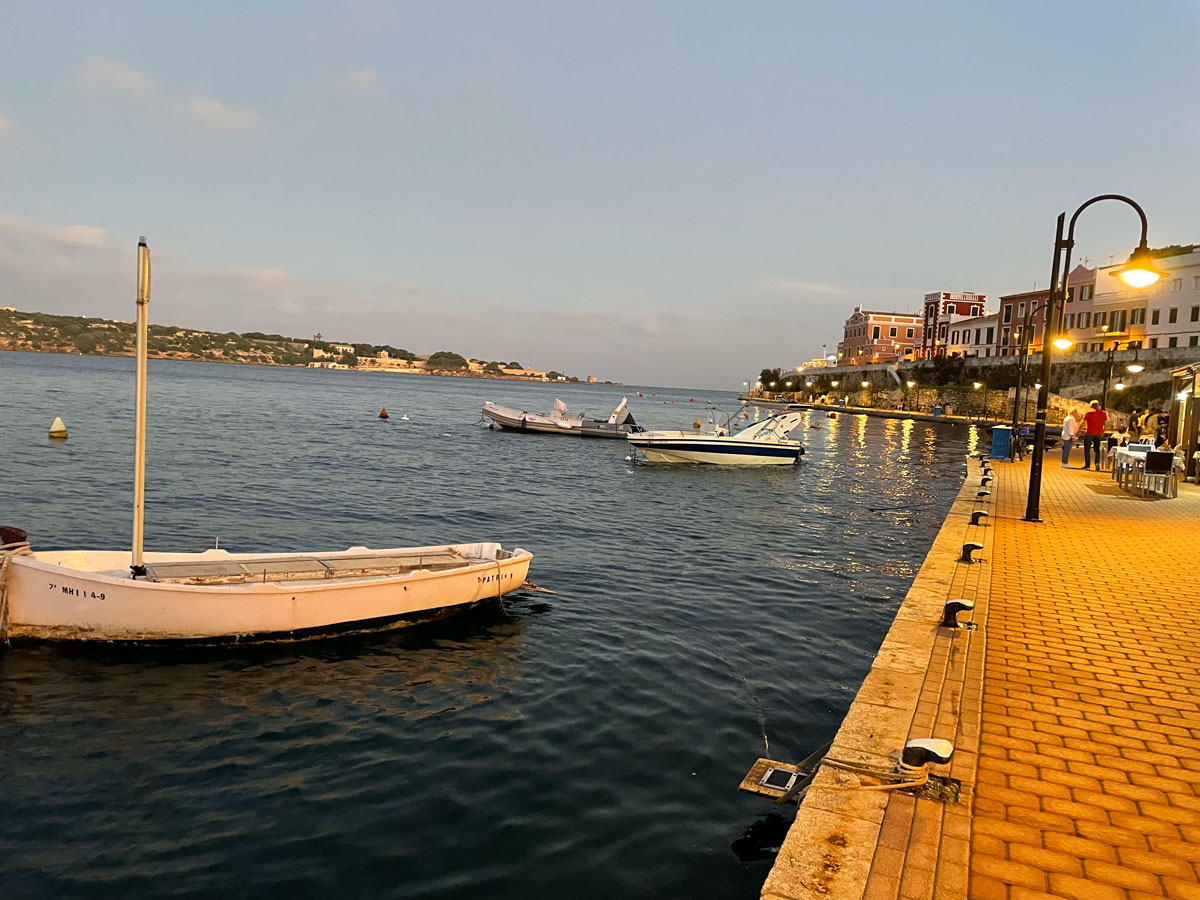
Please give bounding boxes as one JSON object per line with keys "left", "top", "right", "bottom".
{"left": 1024, "top": 194, "right": 1165, "bottom": 522}
{"left": 1101, "top": 342, "right": 1142, "bottom": 411}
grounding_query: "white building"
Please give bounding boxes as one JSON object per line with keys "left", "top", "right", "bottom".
{"left": 944, "top": 313, "right": 1000, "bottom": 358}
{"left": 1092, "top": 245, "right": 1200, "bottom": 349}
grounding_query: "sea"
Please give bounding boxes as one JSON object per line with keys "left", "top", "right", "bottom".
{"left": 0, "top": 351, "right": 978, "bottom": 899}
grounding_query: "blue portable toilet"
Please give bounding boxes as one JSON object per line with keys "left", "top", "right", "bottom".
{"left": 932, "top": 405, "right": 943, "bottom": 417}
{"left": 991, "top": 425, "right": 1012, "bottom": 459}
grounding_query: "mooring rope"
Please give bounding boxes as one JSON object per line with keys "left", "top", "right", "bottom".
{"left": 0, "top": 542, "right": 33, "bottom": 646}
{"left": 820, "top": 755, "right": 931, "bottom": 792}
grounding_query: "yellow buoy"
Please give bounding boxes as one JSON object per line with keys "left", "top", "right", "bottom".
{"left": 48, "top": 416, "right": 68, "bottom": 439}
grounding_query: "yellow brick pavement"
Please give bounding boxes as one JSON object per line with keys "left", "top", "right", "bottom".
{"left": 970, "top": 457, "right": 1200, "bottom": 899}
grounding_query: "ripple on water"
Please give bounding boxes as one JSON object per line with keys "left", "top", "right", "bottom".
{"left": 0, "top": 352, "right": 972, "bottom": 899}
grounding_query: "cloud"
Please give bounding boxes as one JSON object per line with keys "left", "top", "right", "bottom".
{"left": 338, "top": 68, "right": 378, "bottom": 93}
{"left": 70, "top": 57, "right": 154, "bottom": 98}
{"left": 757, "top": 277, "right": 848, "bottom": 296}
{"left": 177, "top": 95, "right": 263, "bottom": 133}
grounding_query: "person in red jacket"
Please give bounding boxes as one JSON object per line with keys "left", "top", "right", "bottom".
{"left": 1082, "top": 400, "right": 1107, "bottom": 470}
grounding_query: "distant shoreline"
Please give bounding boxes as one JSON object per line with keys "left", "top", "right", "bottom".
{"left": 0, "top": 347, "right": 620, "bottom": 385}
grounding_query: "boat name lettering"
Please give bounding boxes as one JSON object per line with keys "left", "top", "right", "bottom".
{"left": 53, "top": 583, "right": 106, "bottom": 600}
{"left": 476, "top": 573, "right": 513, "bottom": 584}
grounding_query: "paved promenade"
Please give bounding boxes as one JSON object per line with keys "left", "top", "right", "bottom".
{"left": 762, "top": 449, "right": 1200, "bottom": 900}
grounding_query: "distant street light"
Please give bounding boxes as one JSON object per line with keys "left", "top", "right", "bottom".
{"left": 861, "top": 380, "right": 869, "bottom": 388}
{"left": 1026, "top": 194, "right": 1160, "bottom": 523}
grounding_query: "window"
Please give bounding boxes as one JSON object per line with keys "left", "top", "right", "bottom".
{"left": 1003, "top": 305, "right": 1012, "bottom": 323}
{"left": 1064, "top": 313, "right": 1075, "bottom": 329}
{"left": 1169, "top": 337, "right": 1178, "bottom": 348}
{"left": 1001, "top": 327, "right": 1009, "bottom": 347}
{"left": 1169, "top": 308, "right": 1178, "bottom": 324}
{"left": 1193, "top": 306, "right": 1199, "bottom": 322}
{"left": 1078, "top": 311, "right": 1090, "bottom": 328}
{"left": 986, "top": 327, "right": 994, "bottom": 343}
{"left": 906, "top": 327, "right": 914, "bottom": 338}
{"left": 1094, "top": 311, "right": 1107, "bottom": 327}
{"left": 951, "top": 330, "right": 958, "bottom": 344}
{"left": 889, "top": 326, "right": 897, "bottom": 337}
{"left": 1194, "top": 275, "right": 1200, "bottom": 290}
{"left": 1172, "top": 278, "right": 1183, "bottom": 292}
{"left": 1149, "top": 338, "right": 1159, "bottom": 348}
{"left": 1152, "top": 309, "right": 1160, "bottom": 325}
{"left": 1113, "top": 309, "right": 1127, "bottom": 333}
{"left": 1191, "top": 336, "right": 1199, "bottom": 347}
{"left": 972, "top": 305, "right": 980, "bottom": 315}
{"left": 1131, "top": 308, "right": 1145, "bottom": 326}
{"left": 975, "top": 328, "right": 982, "bottom": 345}
{"left": 872, "top": 325, "right": 880, "bottom": 339}
{"left": 1080, "top": 284, "right": 1093, "bottom": 301}
{"left": 1091, "top": 343, "right": 1102, "bottom": 352}
{"left": 1018, "top": 302, "right": 1026, "bottom": 319}
{"left": 939, "top": 325, "right": 947, "bottom": 338}
{"left": 1066, "top": 287, "right": 1074, "bottom": 303}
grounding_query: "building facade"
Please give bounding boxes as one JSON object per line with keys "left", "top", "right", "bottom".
{"left": 944, "top": 313, "right": 1000, "bottom": 358}
{"left": 919, "top": 291, "right": 987, "bottom": 357}
{"left": 1091, "top": 246, "right": 1200, "bottom": 350}
{"left": 836, "top": 306, "right": 923, "bottom": 363}
{"left": 996, "top": 289, "right": 1046, "bottom": 357}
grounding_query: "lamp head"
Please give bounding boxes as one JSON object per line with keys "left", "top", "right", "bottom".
{"left": 1053, "top": 337, "right": 1073, "bottom": 351}
{"left": 1126, "top": 362, "right": 1144, "bottom": 373}
{"left": 973, "top": 381, "right": 982, "bottom": 389}
{"left": 831, "top": 380, "right": 839, "bottom": 387}
{"left": 1111, "top": 242, "right": 1168, "bottom": 289}
{"left": 861, "top": 380, "right": 869, "bottom": 388}
{"left": 1115, "top": 382, "right": 1125, "bottom": 391}
{"left": 906, "top": 380, "right": 915, "bottom": 388}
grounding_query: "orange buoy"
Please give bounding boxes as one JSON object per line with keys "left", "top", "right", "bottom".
{"left": 828, "top": 412, "right": 837, "bottom": 419}
{"left": 379, "top": 409, "right": 389, "bottom": 419}
{"left": 689, "top": 398, "right": 694, "bottom": 402}
{"left": 637, "top": 391, "right": 643, "bottom": 397}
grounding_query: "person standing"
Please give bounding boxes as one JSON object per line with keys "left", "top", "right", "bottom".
{"left": 1061, "top": 408, "right": 1080, "bottom": 467}
{"left": 1082, "top": 400, "right": 1107, "bottom": 470}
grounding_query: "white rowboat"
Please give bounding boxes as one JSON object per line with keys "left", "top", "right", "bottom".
{"left": 0, "top": 237, "right": 534, "bottom": 643}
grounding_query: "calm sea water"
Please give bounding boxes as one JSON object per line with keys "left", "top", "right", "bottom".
{"left": 0, "top": 351, "right": 976, "bottom": 899}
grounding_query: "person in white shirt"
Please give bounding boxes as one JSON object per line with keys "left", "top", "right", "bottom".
{"left": 1061, "top": 409, "right": 1080, "bottom": 467}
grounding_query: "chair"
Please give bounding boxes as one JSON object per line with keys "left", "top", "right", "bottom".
{"left": 1140, "top": 450, "right": 1177, "bottom": 498}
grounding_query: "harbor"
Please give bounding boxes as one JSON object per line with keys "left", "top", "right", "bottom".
{"left": 762, "top": 446, "right": 1200, "bottom": 899}
{"left": 0, "top": 351, "right": 974, "bottom": 899}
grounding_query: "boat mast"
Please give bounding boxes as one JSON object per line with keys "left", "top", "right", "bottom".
{"left": 131, "top": 236, "right": 151, "bottom": 578}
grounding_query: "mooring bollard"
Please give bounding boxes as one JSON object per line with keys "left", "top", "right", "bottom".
{"left": 981, "top": 475, "right": 993, "bottom": 486}
{"left": 901, "top": 738, "right": 955, "bottom": 771}
{"left": 976, "top": 490, "right": 990, "bottom": 501}
{"left": 970, "top": 510, "right": 989, "bottom": 526}
{"left": 940, "top": 598, "right": 975, "bottom": 628}
{"left": 958, "top": 542, "right": 983, "bottom": 563}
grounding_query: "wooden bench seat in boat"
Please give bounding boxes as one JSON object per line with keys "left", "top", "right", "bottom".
{"left": 144, "top": 550, "right": 473, "bottom": 585}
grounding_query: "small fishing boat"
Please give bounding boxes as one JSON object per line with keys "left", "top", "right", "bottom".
{"left": 0, "top": 238, "right": 533, "bottom": 644}
{"left": 627, "top": 411, "right": 806, "bottom": 465}
{"left": 482, "top": 397, "right": 643, "bottom": 439}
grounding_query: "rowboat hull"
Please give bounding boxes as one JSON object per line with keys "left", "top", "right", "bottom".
{"left": 482, "top": 402, "right": 639, "bottom": 439}
{"left": 3, "top": 543, "right": 532, "bottom": 643}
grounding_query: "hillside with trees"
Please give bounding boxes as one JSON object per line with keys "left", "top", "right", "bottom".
{"left": 0, "top": 308, "right": 577, "bottom": 381}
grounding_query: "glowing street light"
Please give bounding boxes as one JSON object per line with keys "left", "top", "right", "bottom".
{"left": 1026, "top": 193, "right": 1156, "bottom": 523}
{"left": 831, "top": 380, "right": 839, "bottom": 387}
{"left": 861, "top": 380, "right": 869, "bottom": 388}
{"left": 906, "top": 380, "right": 916, "bottom": 388}
{"left": 1114, "top": 382, "right": 1125, "bottom": 391}
{"left": 1052, "top": 337, "right": 1073, "bottom": 351}
{"left": 1111, "top": 244, "right": 1168, "bottom": 289}
{"left": 973, "top": 381, "right": 982, "bottom": 390}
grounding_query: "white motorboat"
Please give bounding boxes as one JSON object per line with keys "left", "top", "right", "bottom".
{"left": 627, "top": 411, "right": 807, "bottom": 465}
{"left": 0, "top": 238, "right": 533, "bottom": 644}
{"left": 482, "top": 397, "right": 643, "bottom": 439}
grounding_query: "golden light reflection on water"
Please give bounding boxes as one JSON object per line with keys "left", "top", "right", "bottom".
{"left": 966, "top": 424, "right": 980, "bottom": 457}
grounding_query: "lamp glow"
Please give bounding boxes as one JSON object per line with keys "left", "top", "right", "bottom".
{"left": 831, "top": 380, "right": 839, "bottom": 387}
{"left": 906, "top": 380, "right": 915, "bottom": 388}
{"left": 1052, "top": 337, "right": 1073, "bottom": 350}
{"left": 1114, "top": 382, "right": 1125, "bottom": 391}
{"left": 861, "top": 380, "right": 869, "bottom": 388}
{"left": 973, "top": 381, "right": 982, "bottom": 389}
{"left": 1111, "top": 244, "right": 1167, "bottom": 288}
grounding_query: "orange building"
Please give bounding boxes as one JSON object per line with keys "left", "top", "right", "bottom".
{"left": 836, "top": 306, "right": 923, "bottom": 363}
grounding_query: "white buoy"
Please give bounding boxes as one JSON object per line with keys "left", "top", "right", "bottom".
{"left": 48, "top": 416, "right": 68, "bottom": 439}
{"left": 400, "top": 414, "right": 410, "bottom": 421}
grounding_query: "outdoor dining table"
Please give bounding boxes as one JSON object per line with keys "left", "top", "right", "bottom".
{"left": 1112, "top": 446, "right": 1148, "bottom": 490}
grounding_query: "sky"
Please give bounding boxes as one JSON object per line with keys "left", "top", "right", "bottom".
{"left": 1, "top": 1, "right": 1197, "bottom": 389}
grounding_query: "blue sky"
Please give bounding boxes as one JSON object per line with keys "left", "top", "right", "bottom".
{"left": 1, "top": 0, "right": 1197, "bottom": 388}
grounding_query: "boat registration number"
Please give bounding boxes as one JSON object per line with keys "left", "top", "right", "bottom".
{"left": 48, "top": 583, "right": 106, "bottom": 600}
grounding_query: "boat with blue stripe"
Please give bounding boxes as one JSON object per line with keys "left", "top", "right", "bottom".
{"left": 627, "top": 411, "right": 806, "bottom": 465}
